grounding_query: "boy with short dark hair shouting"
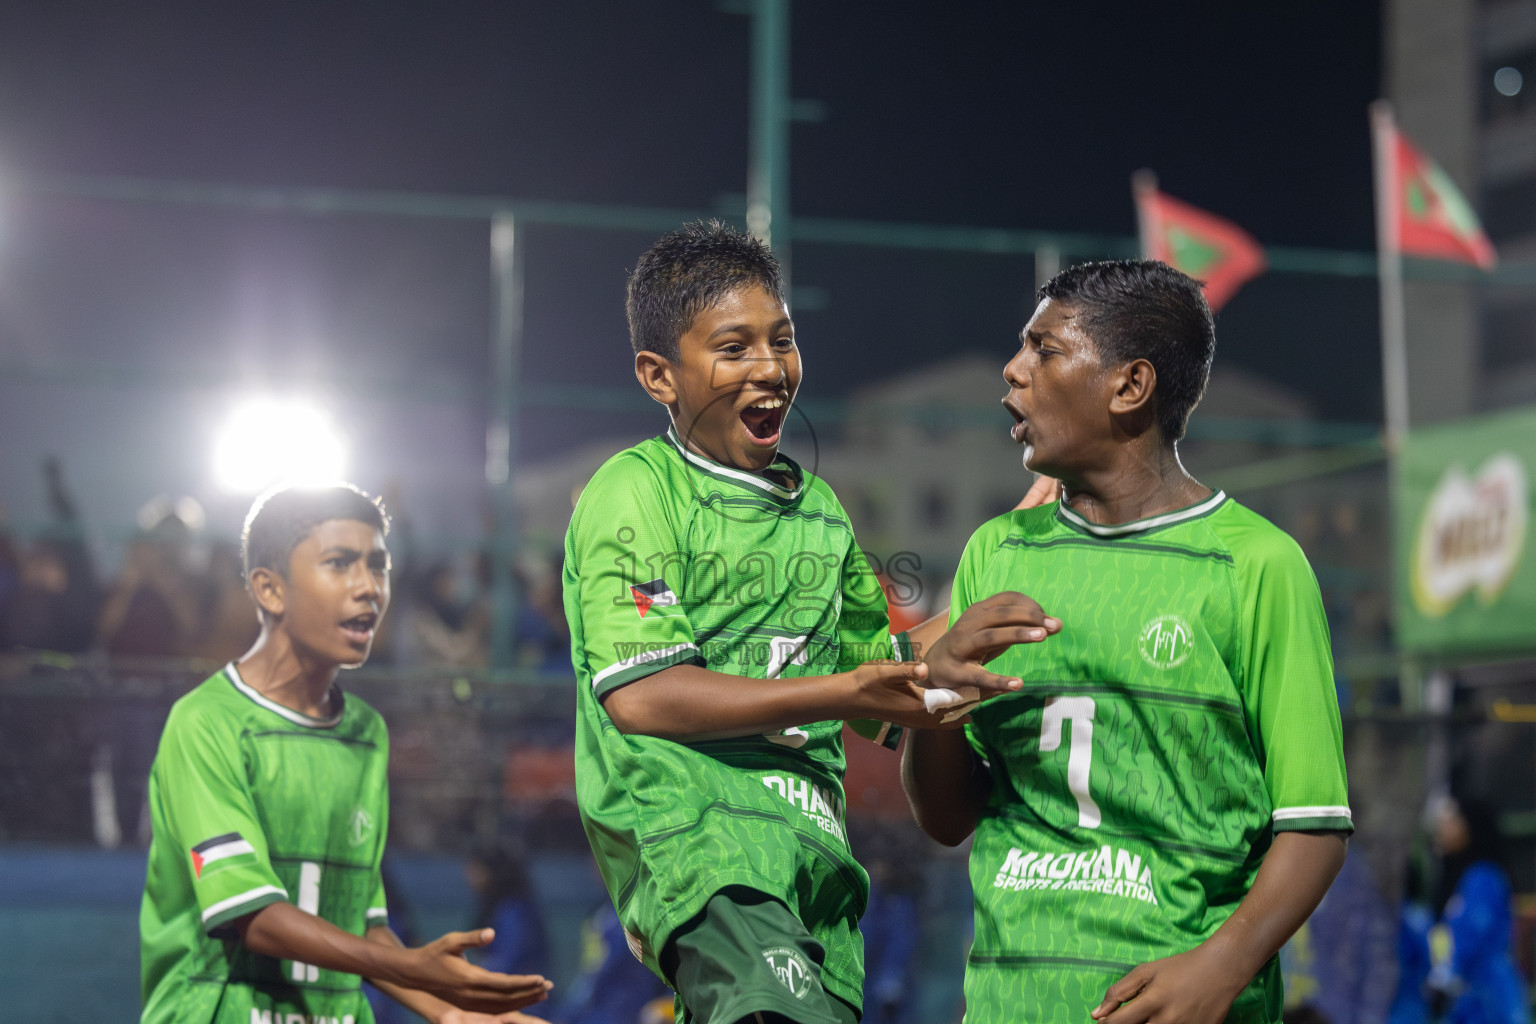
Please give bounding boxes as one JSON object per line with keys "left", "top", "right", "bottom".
{"left": 564, "top": 222, "right": 1044, "bottom": 1024}
{"left": 141, "top": 484, "right": 552, "bottom": 1024}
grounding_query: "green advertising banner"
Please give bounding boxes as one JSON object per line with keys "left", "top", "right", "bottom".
{"left": 1396, "top": 405, "right": 1535, "bottom": 656}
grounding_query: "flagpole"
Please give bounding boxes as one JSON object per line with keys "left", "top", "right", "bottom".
{"left": 1371, "top": 100, "right": 1409, "bottom": 452}
{"left": 1132, "top": 168, "right": 1158, "bottom": 259}
{"left": 1371, "top": 99, "right": 1422, "bottom": 714}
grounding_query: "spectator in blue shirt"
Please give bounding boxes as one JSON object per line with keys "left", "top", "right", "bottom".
{"left": 1390, "top": 795, "right": 1529, "bottom": 1024}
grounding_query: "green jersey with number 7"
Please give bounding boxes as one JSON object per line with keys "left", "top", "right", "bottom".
{"left": 955, "top": 491, "right": 1351, "bottom": 1024}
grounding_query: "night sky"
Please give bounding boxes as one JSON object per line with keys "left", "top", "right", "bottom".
{"left": 0, "top": 1, "right": 1383, "bottom": 539}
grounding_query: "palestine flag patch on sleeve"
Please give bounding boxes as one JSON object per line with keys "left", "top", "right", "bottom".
{"left": 629, "top": 578, "right": 678, "bottom": 618}
{"left": 190, "top": 832, "right": 256, "bottom": 878}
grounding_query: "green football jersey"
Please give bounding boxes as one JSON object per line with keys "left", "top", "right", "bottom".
{"left": 141, "top": 664, "right": 390, "bottom": 1024}
{"left": 564, "top": 428, "right": 904, "bottom": 1009}
{"left": 953, "top": 493, "right": 1351, "bottom": 1024}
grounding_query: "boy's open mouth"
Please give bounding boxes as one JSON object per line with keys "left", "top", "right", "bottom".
{"left": 740, "top": 394, "right": 787, "bottom": 444}
{"left": 340, "top": 612, "right": 377, "bottom": 644}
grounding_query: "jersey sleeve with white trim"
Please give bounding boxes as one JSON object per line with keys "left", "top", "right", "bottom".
{"left": 365, "top": 874, "right": 390, "bottom": 930}
{"left": 152, "top": 698, "right": 287, "bottom": 933}
{"left": 1219, "top": 508, "right": 1353, "bottom": 834}
{"left": 567, "top": 452, "right": 705, "bottom": 699}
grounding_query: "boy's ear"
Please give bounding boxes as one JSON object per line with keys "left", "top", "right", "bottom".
{"left": 634, "top": 350, "right": 678, "bottom": 407}
{"left": 247, "top": 566, "right": 286, "bottom": 620}
{"left": 1108, "top": 357, "right": 1157, "bottom": 421}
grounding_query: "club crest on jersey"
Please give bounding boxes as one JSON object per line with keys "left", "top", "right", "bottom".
{"left": 349, "top": 807, "right": 374, "bottom": 846}
{"left": 629, "top": 578, "right": 678, "bottom": 618}
{"left": 189, "top": 832, "right": 255, "bottom": 879}
{"left": 1138, "top": 614, "right": 1194, "bottom": 669}
{"left": 762, "top": 945, "right": 816, "bottom": 998}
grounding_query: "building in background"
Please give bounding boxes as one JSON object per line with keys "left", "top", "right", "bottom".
{"left": 1388, "top": 0, "right": 1536, "bottom": 415}
{"left": 1479, "top": 0, "right": 1536, "bottom": 405}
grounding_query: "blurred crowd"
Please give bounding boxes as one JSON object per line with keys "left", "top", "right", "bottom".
{"left": 0, "top": 459, "right": 1397, "bottom": 693}
{"left": 0, "top": 459, "right": 572, "bottom": 673}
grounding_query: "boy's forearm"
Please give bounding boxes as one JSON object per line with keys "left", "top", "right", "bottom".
{"left": 600, "top": 595, "right": 1055, "bottom": 742}
{"left": 238, "top": 901, "right": 411, "bottom": 985}
{"left": 1197, "top": 830, "right": 1348, "bottom": 990}
{"left": 902, "top": 726, "right": 989, "bottom": 846}
{"left": 601, "top": 664, "right": 877, "bottom": 742}
{"left": 363, "top": 926, "right": 458, "bottom": 1024}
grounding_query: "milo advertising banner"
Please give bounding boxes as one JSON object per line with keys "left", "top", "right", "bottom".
{"left": 1396, "top": 406, "right": 1535, "bottom": 655}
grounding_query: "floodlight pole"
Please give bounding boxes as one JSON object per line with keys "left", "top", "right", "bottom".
{"left": 747, "top": 0, "right": 792, "bottom": 287}
{"left": 487, "top": 213, "right": 523, "bottom": 669}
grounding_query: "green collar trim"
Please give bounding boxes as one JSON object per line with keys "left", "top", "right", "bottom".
{"left": 1055, "top": 489, "right": 1227, "bottom": 538}
{"left": 664, "top": 427, "right": 804, "bottom": 500}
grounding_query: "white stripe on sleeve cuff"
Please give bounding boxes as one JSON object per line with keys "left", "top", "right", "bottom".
{"left": 591, "top": 642, "right": 699, "bottom": 690}
{"left": 201, "top": 884, "right": 288, "bottom": 925}
{"left": 1272, "top": 805, "right": 1353, "bottom": 823}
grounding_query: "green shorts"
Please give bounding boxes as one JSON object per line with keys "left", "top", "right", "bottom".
{"left": 664, "top": 887, "right": 862, "bottom": 1024}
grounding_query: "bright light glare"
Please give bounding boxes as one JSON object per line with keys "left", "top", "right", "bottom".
{"left": 213, "top": 396, "right": 347, "bottom": 493}
{"left": 1495, "top": 66, "right": 1524, "bottom": 97}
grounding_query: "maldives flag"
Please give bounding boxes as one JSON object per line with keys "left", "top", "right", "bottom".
{"left": 1378, "top": 113, "right": 1497, "bottom": 269}
{"left": 1132, "top": 170, "right": 1267, "bottom": 311}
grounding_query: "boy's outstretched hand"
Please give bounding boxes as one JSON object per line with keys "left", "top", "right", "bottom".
{"left": 846, "top": 659, "right": 937, "bottom": 729}
{"left": 239, "top": 903, "right": 553, "bottom": 1023}
{"left": 920, "top": 592, "right": 1060, "bottom": 718}
{"left": 407, "top": 929, "right": 552, "bottom": 1011}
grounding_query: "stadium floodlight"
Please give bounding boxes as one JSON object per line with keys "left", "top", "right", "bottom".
{"left": 212, "top": 395, "right": 347, "bottom": 493}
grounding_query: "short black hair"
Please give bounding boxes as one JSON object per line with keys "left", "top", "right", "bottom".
{"left": 1038, "top": 259, "right": 1215, "bottom": 443}
{"left": 626, "top": 220, "right": 785, "bottom": 363}
{"left": 242, "top": 484, "right": 389, "bottom": 585}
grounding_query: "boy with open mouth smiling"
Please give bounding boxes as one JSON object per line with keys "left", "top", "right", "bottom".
{"left": 564, "top": 222, "right": 1051, "bottom": 1024}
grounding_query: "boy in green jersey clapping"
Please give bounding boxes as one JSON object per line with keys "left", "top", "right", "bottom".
{"left": 141, "top": 484, "right": 552, "bottom": 1024}
{"left": 565, "top": 222, "right": 1047, "bottom": 1024}
{"left": 904, "top": 261, "right": 1352, "bottom": 1024}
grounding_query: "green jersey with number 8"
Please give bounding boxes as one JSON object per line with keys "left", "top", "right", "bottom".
{"left": 954, "top": 493, "right": 1351, "bottom": 1024}
{"left": 564, "top": 429, "right": 908, "bottom": 1012}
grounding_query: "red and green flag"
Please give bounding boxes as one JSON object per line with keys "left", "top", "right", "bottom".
{"left": 1133, "top": 170, "right": 1267, "bottom": 311}
{"left": 1381, "top": 119, "right": 1497, "bottom": 269}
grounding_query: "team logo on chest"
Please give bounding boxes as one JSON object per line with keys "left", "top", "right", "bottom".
{"left": 1138, "top": 614, "right": 1194, "bottom": 669}
{"left": 349, "top": 807, "right": 374, "bottom": 846}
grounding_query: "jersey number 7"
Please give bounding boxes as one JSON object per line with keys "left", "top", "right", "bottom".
{"left": 1040, "top": 697, "right": 1100, "bottom": 828}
